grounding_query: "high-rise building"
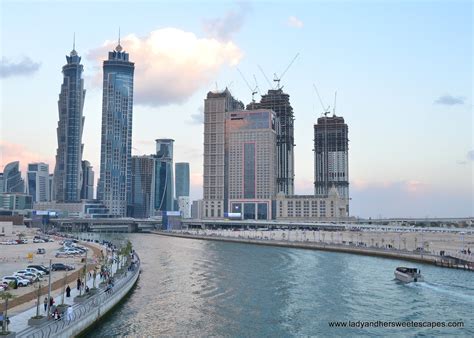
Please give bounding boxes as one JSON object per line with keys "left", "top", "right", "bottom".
{"left": 2, "top": 161, "right": 24, "bottom": 193}
{"left": 53, "top": 45, "right": 86, "bottom": 202}
{"left": 203, "top": 89, "right": 244, "bottom": 218}
{"left": 130, "top": 156, "right": 155, "bottom": 218}
{"left": 154, "top": 139, "right": 174, "bottom": 212}
{"left": 97, "top": 40, "right": 135, "bottom": 217}
{"left": 26, "top": 162, "right": 50, "bottom": 203}
{"left": 248, "top": 89, "right": 295, "bottom": 195}
{"left": 314, "top": 115, "right": 349, "bottom": 204}
{"left": 226, "top": 109, "right": 278, "bottom": 220}
{"left": 177, "top": 196, "right": 191, "bottom": 218}
{"left": 48, "top": 174, "right": 54, "bottom": 201}
{"left": 175, "top": 162, "right": 190, "bottom": 198}
{"left": 80, "top": 160, "right": 94, "bottom": 200}
{"left": 0, "top": 174, "right": 4, "bottom": 193}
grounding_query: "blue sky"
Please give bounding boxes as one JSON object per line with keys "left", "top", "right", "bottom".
{"left": 0, "top": 0, "right": 472, "bottom": 217}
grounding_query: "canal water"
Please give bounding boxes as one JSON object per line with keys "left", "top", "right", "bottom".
{"left": 89, "top": 234, "right": 473, "bottom": 336}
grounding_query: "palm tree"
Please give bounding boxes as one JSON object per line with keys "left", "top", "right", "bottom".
{"left": 1, "top": 291, "right": 15, "bottom": 334}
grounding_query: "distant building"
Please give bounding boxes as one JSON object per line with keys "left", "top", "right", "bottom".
{"left": 53, "top": 46, "right": 86, "bottom": 202}
{"left": 203, "top": 89, "right": 244, "bottom": 219}
{"left": 175, "top": 162, "right": 190, "bottom": 198}
{"left": 130, "top": 156, "right": 155, "bottom": 218}
{"left": 2, "top": 161, "right": 24, "bottom": 193}
{"left": 34, "top": 200, "right": 109, "bottom": 218}
{"left": 154, "top": 139, "right": 175, "bottom": 212}
{"left": 97, "top": 40, "right": 135, "bottom": 216}
{"left": 226, "top": 109, "right": 278, "bottom": 220}
{"left": 0, "top": 173, "right": 3, "bottom": 193}
{"left": 314, "top": 115, "right": 349, "bottom": 210}
{"left": 178, "top": 196, "right": 191, "bottom": 218}
{"left": 191, "top": 200, "right": 203, "bottom": 219}
{"left": 26, "top": 162, "right": 50, "bottom": 203}
{"left": 248, "top": 89, "right": 295, "bottom": 195}
{"left": 0, "top": 193, "right": 32, "bottom": 210}
{"left": 80, "top": 160, "right": 94, "bottom": 200}
{"left": 48, "top": 174, "right": 54, "bottom": 201}
{"left": 275, "top": 187, "right": 349, "bottom": 220}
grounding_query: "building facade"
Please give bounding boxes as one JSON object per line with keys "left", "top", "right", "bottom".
{"left": 191, "top": 200, "right": 203, "bottom": 219}
{"left": 154, "top": 139, "right": 174, "bottom": 212}
{"left": 26, "top": 162, "right": 50, "bottom": 203}
{"left": 0, "top": 193, "right": 32, "bottom": 211}
{"left": 175, "top": 162, "right": 190, "bottom": 198}
{"left": 226, "top": 109, "right": 278, "bottom": 220}
{"left": 203, "top": 89, "right": 244, "bottom": 219}
{"left": 314, "top": 115, "right": 349, "bottom": 204}
{"left": 130, "top": 155, "right": 155, "bottom": 218}
{"left": 97, "top": 42, "right": 135, "bottom": 216}
{"left": 2, "top": 161, "right": 24, "bottom": 193}
{"left": 178, "top": 196, "right": 191, "bottom": 218}
{"left": 53, "top": 46, "right": 86, "bottom": 202}
{"left": 80, "top": 160, "right": 94, "bottom": 200}
{"left": 249, "top": 89, "right": 295, "bottom": 195}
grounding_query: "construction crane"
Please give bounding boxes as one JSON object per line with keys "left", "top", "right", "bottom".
{"left": 257, "top": 64, "right": 273, "bottom": 89}
{"left": 273, "top": 53, "right": 299, "bottom": 89}
{"left": 313, "top": 83, "right": 330, "bottom": 116}
{"left": 237, "top": 68, "right": 258, "bottom": 103}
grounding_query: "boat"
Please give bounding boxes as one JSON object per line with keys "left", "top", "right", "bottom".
{"left": 394, "top": 267, "right": 424, "bottom": 283}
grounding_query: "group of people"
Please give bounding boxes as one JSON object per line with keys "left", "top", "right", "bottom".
{"left": 42, "top": 296, "right": 73, "bottom": 322}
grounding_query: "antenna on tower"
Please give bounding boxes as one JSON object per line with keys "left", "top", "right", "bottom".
{"left": 333, "top": 91, "right": 337, "bottom": 116}
{"left": 73, "top": 32, "right": 76, "bottom": 51}
{"left": 118, "top": 27, "right": 121, "bottom": 45}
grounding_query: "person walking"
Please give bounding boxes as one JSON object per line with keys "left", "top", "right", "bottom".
{"left": 66, "top": 285, "right": 71, "bottom": 297}
{"left": 66, "top": 305, "right": 73, "bottom": 322}
{"left": 77, "top": 278, "right": 81, "bottom": 291}
{"left": 43, "top": 297, "right": 48, "bottom": 312}
{"left": 49, "top": 296, "right": 54, "bottom": 308}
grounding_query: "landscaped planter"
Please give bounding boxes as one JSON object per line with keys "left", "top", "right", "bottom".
{"left": 0, "top": 331, "right": 16, "bottom": 337}
{"left": 27, "top": 316, "right": 48, "bottom": 326}
{"left": 73, "top": 295, "right": 89, "bottom": 303}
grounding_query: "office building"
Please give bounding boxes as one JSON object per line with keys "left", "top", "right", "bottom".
{"left": 249, "top": 89, "right": 295, "bottom": 195}
{"left": 154, "top": 139, "right": 174, "bottom": 212}
{"left": 53, "top": 45, "right": 86, "bottom": 202}
{"left": 226, "top": 109, "right": 278, "bottom": 220}
{"left": 203, "top": 89, "right": 244, "bottom": 219}
{"left": 80, "top": 160, "right": 94, "bottom": 200}
{"left": 48, "top": 174, "right": 54, "bottom": 201}
{"left": 2, "top": 161, "right": 24, "bottom": 193}
{"left": 178, "top": 196, "right": 191, "bottom": 218}
{"left": 26, "top": 162, "right": 50, "bottom": 203}
{"left": 191, "top": 200, "right": 203, "bottom": 219}
{"left": 130, "top": 155, "right": 155, "bottom": 218}
{"left": 0, "top": 174, "right": 3, "bottom": 193}
{"left": 314, "top": 115, "right": 349, "bottom": 205}
{"left": 97, "top": 39, "right": 135, "bottom": 216}
{"left": 175, "top": 162, "right": 190, "bottom": 198}
{"left": 0, "top": 193, "right": 32, "bottom": 211}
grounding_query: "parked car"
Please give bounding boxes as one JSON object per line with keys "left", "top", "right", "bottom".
{"left": 2, "top": 276, "right": 30, "bottom": 287}
{"left": 27, "top": 265, "right": 50, "bottom": 275}
{"left": 51, "top": 263, "right": 74, "bottom": 271}
{"left": 25, "top": 267, "right": 45, "bottom": 277}
{"left": 33, "top": 238, "right": 45, "bottom": 243}
{"left": 36, "top": 248, "right": 46, "bottom": 254}
{"left": 14, "top": 271, "right": 36, "bottom": 282}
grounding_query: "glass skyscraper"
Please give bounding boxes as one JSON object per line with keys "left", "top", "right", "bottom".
{"left": 80, "top": 160, "right": 94, "bottom": 200}
{"left": 2, "top": 161, "right": 24, "bottom": 193}
{"left": 53, "top": 45, "right": 85, "bottom": 202}
{"left": 154, "top": 139, "right": 174, "bottom": 212}
{"left": 130, "top": 155, "right": 156, "bottom": 218}
{"left": 27, "top": 162, "right": 50, "bottom": 203}
{"left": 175, "top": 162, "right": 190, "bottom": 198}
{"left": 97, "top": 42, "right": 134, "bottom": 217}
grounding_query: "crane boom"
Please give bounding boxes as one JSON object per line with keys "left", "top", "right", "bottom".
{"left": 258, "top": 65, "right": 273, "bottom": 89}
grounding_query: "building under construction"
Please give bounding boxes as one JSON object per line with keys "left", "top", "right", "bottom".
{"left": 313, "top": 115, "right": 349, "bottom": 204}
{"left": 248, "top": 89, "right": 295, "bottom": 195}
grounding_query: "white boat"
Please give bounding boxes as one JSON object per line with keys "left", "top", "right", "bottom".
{"left": 394, "top": 267, "right": 424, "bottom": 283}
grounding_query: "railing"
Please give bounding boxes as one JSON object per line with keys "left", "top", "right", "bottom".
{"left": 19, "top": 254, "right": 140, "bottom": 338}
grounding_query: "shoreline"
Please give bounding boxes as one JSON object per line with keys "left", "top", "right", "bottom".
{"left": 151, "top": 231, "right": 473, "bottom": 270}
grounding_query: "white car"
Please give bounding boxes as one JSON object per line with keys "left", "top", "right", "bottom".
{"left": 25, "top": 267, "right": 45, "bottom": 276}
{"left": 2, "top": 276, "right": 30, "bottom": 287}
{"left": 14, "top": 271, "right": 36, "bottom": 282}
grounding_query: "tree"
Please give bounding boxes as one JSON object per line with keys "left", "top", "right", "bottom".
{"left": 1, "top": 291, "right": 15, "bottom": 334}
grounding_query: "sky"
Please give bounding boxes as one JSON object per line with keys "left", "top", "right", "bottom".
{"left": 0, "top": 0, "right": 472, "bottom": 218}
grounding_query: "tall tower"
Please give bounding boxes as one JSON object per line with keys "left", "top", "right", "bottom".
{"left": 97, "top": 38, "right": 135, "bottom": 217}
{"left": 175, "top": 162, "right": 190, "bottom": 198}
{"left": 154, "top": 139, "right": 174, "bottom": 212}
{"left": 53, "top": 43, "right": 85, "bottom": 202}
{"left": 27, "top": 162, "right": 50, "bottom": 202}
{"left": 203, "top": 89, "right": 243, "bottom": 218}
{"left": 130, "top": 155, "right": 156, "bottom": 218}
{"left": 313, "top": 115, "right": 349, "bottom": 203}
{"left": 249, "top": 89, "right": 295, "bottom": 195}
{"left": 80, "top": 160, "right": 94, "bottom": 200}
{"left": 2, "top": 161, "right": 24, "bottom": 193}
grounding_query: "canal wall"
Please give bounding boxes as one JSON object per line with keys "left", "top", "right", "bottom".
{"left": 152, "top": 231, "right": 473, "bottom": 270}
{"left": 16, "top": 255, "right": 140, "bottom": 338}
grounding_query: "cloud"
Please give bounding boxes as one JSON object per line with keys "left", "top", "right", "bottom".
{"left": 202, "top": 3, "right": 250, "bottom": 41}
{"left": 0, "top": 141, "right": 53, "bottom": 173}
{"left": 87, "top": 28, "right": 243, "bottom": 107}
{"left": 434, "top": 94, "right": 465, "bottom": 106}
{"left": 287, "top": 16, "right": 304, "bottom": 28}
{"left": 0, "top": 57, "right": 41, "bottom": 78}
{"left": 188, "top": 106, "right": 204, "bottom": 125}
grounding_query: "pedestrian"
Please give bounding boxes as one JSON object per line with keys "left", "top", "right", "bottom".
{"left": 66, "top": 285, "right": 71, "bottom": 297}
{"left": 54, "top": 309, "right": 60, "bottom": 320}
{"left": 81, "top": 281, "right": 85, "bottom": 290}
{"left": 85, "top": 285, "right": 90, "bottom": 293}
{"left": 49, "top": 296, "right": 54, "bottom": 308}
{"left": 77, "top": 278, "right": 81, "bottom": 290}
{"left": 66, "top": 306, "right": 73, "bottom": 322}
{"left": 43, "top": 297, "right": 48, "bottom": 312}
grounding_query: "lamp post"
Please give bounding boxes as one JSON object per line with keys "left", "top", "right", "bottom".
{"left": 47, "top": 259, "right": 52, "bottom": 317}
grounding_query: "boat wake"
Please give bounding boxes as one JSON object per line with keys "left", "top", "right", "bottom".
{"left": 406, "top": 281, "right": 474, "bottom": 302}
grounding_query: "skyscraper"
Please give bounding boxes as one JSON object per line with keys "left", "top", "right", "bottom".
{"left": 80, "top": 160, "right": 94, "bottom": 200}
{"left": 27, "top": 162, "right": 50, "bottom": 203}
{"left": 154, "top": 139, "right": 174, "bottom": 212}
{"left": 53, "top": 44, "right": 85, "bottom": 202}
{"left": 130, "top": 155, "right": 155, "bottom": 218}
{"left": 175, "top": 162, "right": 190, "bottom": 198}
{"left": 249, "top": 89, "right": 295, "bottom": 195}
{"left": 97, "top": 40, "right": 135, "bottom": 217}
{"left": 203, "top": 89, "right": 244, "bottom": 218}
{"left": 2, "top": 161, "right": 24, "bottom": 193}
{"left": 226, "top": 109, "right": 278, "bottom": 220}
{"left": 313, "top": 115, "right": 349, "bottom": 203}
